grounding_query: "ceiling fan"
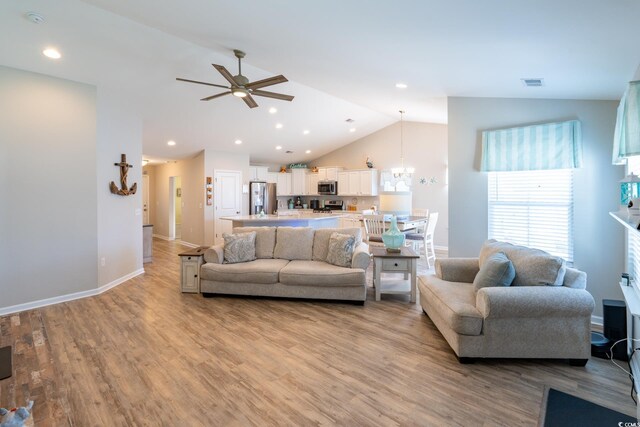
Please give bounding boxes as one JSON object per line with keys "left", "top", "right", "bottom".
{"left": 176, "top": 49, "right": 294, "bottom": 108}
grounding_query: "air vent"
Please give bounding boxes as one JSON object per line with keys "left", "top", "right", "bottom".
{"left": 285, "top": 150, "right": 294, "bottom": 154}
{"left": 345, "top": 118, "right": 355, "bottom": 123}
{"left": 521, "top": 78, "right": 544, "bottom": 87}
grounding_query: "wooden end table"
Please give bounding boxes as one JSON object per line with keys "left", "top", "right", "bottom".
{"left": 370, "top": 246, "right": 419, "bottom": 303}
{"left": 178, "top": 246, "right": 209, "bottom": 293}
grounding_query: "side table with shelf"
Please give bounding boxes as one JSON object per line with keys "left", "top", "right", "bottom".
{"left": 179, "top": 246, "right": 209, "bottom": 293}
{"left": 370, "top": 246, "right": 419, "bottom": 302}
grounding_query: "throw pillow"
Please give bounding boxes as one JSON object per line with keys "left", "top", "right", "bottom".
{"left": 312, "top": 227, "right": 362, "bottom": 261}
{"left": 326, "top": 232, "right": 356, "bottom": 268}
{"left": 223, "top": 231, "right": 257, "bottom": 264}
{"left": 479, "top": 239, "right": 566, "bottom": 286}
{"left": 233, "top": 226, "right": 276, "bottom": 259}
{"left": 473, "top": 251, "right": 515, "bottom": 291}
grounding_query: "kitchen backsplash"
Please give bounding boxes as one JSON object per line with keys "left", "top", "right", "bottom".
{"left": 277, "top": 195, "right": 378, "bottom": 212}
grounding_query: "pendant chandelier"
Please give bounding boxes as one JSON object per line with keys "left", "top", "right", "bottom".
{"left": 391, "top": 110, "right": 415, "bottom": 178}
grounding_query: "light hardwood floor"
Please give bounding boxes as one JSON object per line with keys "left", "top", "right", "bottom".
{"left": 0, "top": 239, "right": 636, "bottom": 426}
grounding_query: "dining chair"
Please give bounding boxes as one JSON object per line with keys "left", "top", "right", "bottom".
{"left": 406, "top": 212, "right": 438, "bottom": 268}
{"left": 411, "top": 208, "right": 429, "bottom": 234}
{"left": 363, "top": 214, "right": 387, "bottom": 247}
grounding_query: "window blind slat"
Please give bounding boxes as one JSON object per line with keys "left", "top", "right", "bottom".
{"left": 488, "top": 169, "right": 574, "bottom": 262}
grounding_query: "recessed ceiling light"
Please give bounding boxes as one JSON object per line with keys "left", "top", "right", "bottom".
{"left": 275, "top": 123, "right": 283, "bottom": 129}
{"left": 269, "top": 107, "right": 278, "bottom": 114}
{"left": 303, "top": 130, "right": 310, "bottom": 135}
{"left": 306, "top": 150, "right": 311, "bottom": 154}
{"left": 395, "top": 83, "right": 408, "bottom": 89}
{"left": 521, "top": 78, "right": 544, "bottom": 87}
{"left": 234, "top": 139, "right": 242, "bottom": 145}
{"left": 167, "top": 140, "right": 176, "bottom": 146}
{"left": 349, "top": 128, "right": 356, "bottom": 133}
{"left": 26, "top": 12, "right": 45, "bottom": 24}
{"left": 275, "top": 145, "right": 282, "bottom": 150}
{"left": 42, "top": 48, "right": 61, "bottom": 59}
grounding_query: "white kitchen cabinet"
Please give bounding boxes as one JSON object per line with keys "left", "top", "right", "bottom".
{"left": 276, "top": 173, "right": 291, "bottom": 196}
{"left": 316, "top": 168, "right": 327, "bottom": 181}
{"left": 359, "top": 170, "right": 379, "bottom": 195}
{"left": 337, "top": 172, "right": 349, "bottom": 196}
{"left": 291, "top": 169, "right": 308, "bottom": 195}
{"left": 249, "top": 166, "right": 269, "bottom": 181}
{"left": 266, "top": 172, "right": 278, "bottom": 184}
{"left": 307, "top": 173, "right": 319, "bottom": 195}
{"left": 325, "top": 167, "right": 341, "bottom": 181}
{"left": 348, "top": 172, "right": 360, "bottom": 196}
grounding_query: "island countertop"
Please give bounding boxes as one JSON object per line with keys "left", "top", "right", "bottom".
{"left": 221, "top": 213, "right": 348, "bottom": 229}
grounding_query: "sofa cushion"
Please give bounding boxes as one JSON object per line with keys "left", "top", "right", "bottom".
{"left": 418, "top": 275, "right": 483, "bottom": 336}
{"left": 312, "top": 227, "right": 362, "bottom": 261}
{"left": 326, "top": 232, "right": 356, "bottom": 268}
{"left": 473, "top": 252, "right": 515, "bottom": 291}
{"left": 223, "top": 232, "right": 256, "bottom": 264}
{"left": 233, "top": 226, "right": 276, "bottom": 259}
{"left": 273, "top": 227, "right": 315, "bottom": 260}
{"left": 200, "top": 259, "right": 290, "bottom": 284}
{"left": 279, "top": 260, "right": 365, "bottom": 287}
{"left": 479, "top": 240, "right": 566, "bottom": 287}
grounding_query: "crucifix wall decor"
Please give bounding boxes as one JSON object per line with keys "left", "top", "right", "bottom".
{"left": 109, "top": 154, "right": 137, "bottom": 196}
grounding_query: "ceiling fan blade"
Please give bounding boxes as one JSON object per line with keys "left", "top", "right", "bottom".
{"left": 212, "top": 64, "right": 238, "bottom": 86}
{"left": 245, "top": 75, "right": 288, "bottom": 90}
{"left": 201, "top": 92, "right": 232, "bottom": 101}
{"left": 251, "top": 89, "right": 294, "bottom": 102}
{"left": 176, "top": 78, "right": 229, "bottom": 89}
{"left": 242, "top": 94, "right": 258, "bottom": 108}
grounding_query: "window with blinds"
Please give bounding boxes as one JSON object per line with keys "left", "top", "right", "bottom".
{"left": 626, "top": 156, "right": 640, "bottom": 286}
{"left": 488, "top": 169, "right": 574, "bottom": 262}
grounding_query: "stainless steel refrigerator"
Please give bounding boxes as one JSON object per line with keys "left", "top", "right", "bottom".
{"left": 249, "top": 181, "right": 277, "bottom": 215}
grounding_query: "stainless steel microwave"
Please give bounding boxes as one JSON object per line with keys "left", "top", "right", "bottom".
{"left": 318, "top": 181, "right": 338, "bottom": 195}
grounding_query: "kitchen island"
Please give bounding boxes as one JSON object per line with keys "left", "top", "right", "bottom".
{"left": 221, "top": 213, "right": 348, "bottom": 229}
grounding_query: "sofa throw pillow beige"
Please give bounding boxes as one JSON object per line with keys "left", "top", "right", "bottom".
{"left": 312, "top": 227, "right": 362, "bottom": 261}
{"left": 223, "top": 231, "right": 257, "bottom": 264}
{"left": 479, "top": 240, "right": 566, "bottom": 286}
{"left": 473, "top": 251, "right": 515, "bottom": 291}
{"left": 233, "top": 226, "right": 276, "bottom": 259}
{"left": 273, "top": 227, "right": 315, "bottom": 260}
{"left": 326, "top": 232, "right": 356, "bottom": 268}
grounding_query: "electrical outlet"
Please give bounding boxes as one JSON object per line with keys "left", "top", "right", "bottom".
{"left": 199, "top": 203, "right": 203, "bottom": 209}
{"left": 101, "top": 257, "right": 106, "bottom": 267}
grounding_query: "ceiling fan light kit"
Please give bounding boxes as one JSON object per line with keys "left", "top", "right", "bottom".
{"left": 177, "top": 49, "right": 294, "bottom": 108}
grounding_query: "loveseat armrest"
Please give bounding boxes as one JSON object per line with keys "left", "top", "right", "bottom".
{"left": 476, "top": 286, "right": 595, "bottom": 319}
{"left": 352, "top": 242, "right": 371, "bottom": 270}
{"left": 204, "top": 244, "right": 224, "bottom": 264}
{"left": 435, "top": 258, "right": 480, "bottom": 283}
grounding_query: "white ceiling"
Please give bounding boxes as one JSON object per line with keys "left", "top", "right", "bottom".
{"left": 1, "top": 0, "right": 639, "bottom": 164}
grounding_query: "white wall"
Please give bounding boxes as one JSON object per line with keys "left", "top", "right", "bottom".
{"left": 448, "top": 96, "right": 624, "bottom": 317}
{"left": 96, "top": 88, "right": 143, "bottom": 286}
{"left": 310, "top": 121, "right": 449, "bottom": 248}
{"left": 150, "top": 152, "right": 205, "bottom": 246}
{"left": 0, "top": 66, "right": 98, "bottom": 308}
{"left": 204, "top": 150, "right": 251, "bottom": 245}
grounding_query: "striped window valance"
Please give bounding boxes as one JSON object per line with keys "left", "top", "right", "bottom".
{"left": 481, "top": 120, "right": 583, "bottom": 172}
{"left": 612, "top": 81, "right": 640, "bottom": 165}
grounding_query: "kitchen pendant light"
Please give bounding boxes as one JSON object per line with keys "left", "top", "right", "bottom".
{"left": 392, "top": 110, "right": 415, "bottom": 178}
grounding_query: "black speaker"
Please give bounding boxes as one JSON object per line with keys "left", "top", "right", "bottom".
{"left": 603, "top": 299, "right": 628, "bottom": 361}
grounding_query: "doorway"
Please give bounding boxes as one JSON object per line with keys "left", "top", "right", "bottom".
{"left": 214, "top": 170, "right": 241, "bottom": 245}
{"left": 142, "top": 174, "right": 150, "bottom": 225}
{"left": 169, "top": 176, "right": 182, "bottom": 240}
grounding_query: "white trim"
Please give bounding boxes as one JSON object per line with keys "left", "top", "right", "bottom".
{"left": 591, "top": 315, "right": 603, "bottom": 327}
{"left": 179, "top": 240, "right": 200, "bottom": 248}
{"left": 153, "top": 234, "right": 172, "bottom": 241}
{"left": 0, "top": 268, "right": 145, "bottom": 316}
{"left": 434, "top": 245, "right": 448, "bottom": 252}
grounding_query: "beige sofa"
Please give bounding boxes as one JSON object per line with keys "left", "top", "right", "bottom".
{"left": 200, "top": 226, "right": 371, "bottom": 303}
{"left": 418, "top": 240, "right": 595, "bottom": 364}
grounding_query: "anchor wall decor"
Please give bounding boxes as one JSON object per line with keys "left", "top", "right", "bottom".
{"left": 109, "top": 154, "right": 137, "bottom": 196}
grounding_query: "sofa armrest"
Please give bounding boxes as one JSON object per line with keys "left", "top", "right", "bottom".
{"left": 204, "top": 244, "right": 224, "bottom": 264}
{"left": 352, "top": 242, "right": 371, "bottom": 270}
{"left": 476, "top": 286, "right": 595, "bottom": 319}
{"left": 435, "top": 258, "right": 480, "bottom": 283}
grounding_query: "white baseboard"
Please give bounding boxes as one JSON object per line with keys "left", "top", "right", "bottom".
{"left": 434, "top": 245, "right": 448, "bottom": 252}
{"left": 179, "top": 240, "right": 200, "bottom": 248}
{"left": 0, "top": 268, "right": 145, "bottom": 316}
{"left": 153, "top": 234, "right": 172, "bottom": 241}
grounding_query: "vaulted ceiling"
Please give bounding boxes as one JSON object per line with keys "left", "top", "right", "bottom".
{"left": 1, "top": 0, "right": 639, "bottom": 163}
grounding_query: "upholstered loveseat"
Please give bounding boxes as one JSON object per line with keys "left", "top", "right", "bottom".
{"left": 200, "top": 226, "right": 371, "bottom": 303}
{"left": 418, "top": 240, "right": 595, "bottom": 364}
